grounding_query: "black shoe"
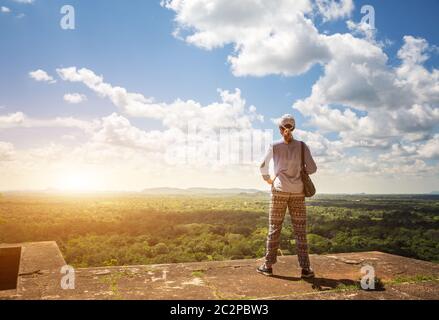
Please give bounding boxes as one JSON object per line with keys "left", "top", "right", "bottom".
{"left": 301, "top": 268, "right": 315, "bottom": 279}
{"left": 256, "top": 264, "right": 273, "bottom": 276}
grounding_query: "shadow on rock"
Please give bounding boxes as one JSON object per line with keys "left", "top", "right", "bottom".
{"left": 270, "top": 274, "right": 366, "bottom": 292}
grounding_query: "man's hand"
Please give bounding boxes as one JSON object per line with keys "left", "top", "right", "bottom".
{"left": 264, "top": 177, "right": 274, "bottom": 185}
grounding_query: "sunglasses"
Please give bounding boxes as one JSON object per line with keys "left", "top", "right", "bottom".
{"left": 280, "top": 125, "right": 294, "bottom": 131}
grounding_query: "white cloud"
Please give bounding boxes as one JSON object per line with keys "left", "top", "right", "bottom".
{"left": 0, "top": 112, "right": 25, "bottom": 128}
{"left": 64, "top": 93, "right": 87, "bottom": 104}
{"left": 29, "top": 69, "right": 56, "bottom": 84}
{"left": 378, "top": 137, "right": 439, "bottom": 164}
{"left": 92, "top": 113, "right": 174, "bottom": 152}
{"left": 293, "top": 35, "right": 439, "bottom": 151}
{"left": 56, "top": 67, "right": 264, "bottom": 131}
{"left": 0, "top": 111, "right": 98, "bottom": 133}
{"left": 295, "top": 129, "right": 345, "bottom": 169}
{"left": 398, "top": 36, "right": 430, "bottom": 66}
{"left": 161, "top": 0, "right": 355, "bottom": 78}
{"left": 316, "top": 0, "right": 354, "bottom": 22}
{"left": 3, "top": 1, "right": 437, "bottom": 191}
{"left": 346, "top": 20, "right": 376, "bottom": 42}
{"left": 162, "top": 0, "right": 330, "bottom": 77}
{"left": 0, "top": 81, "right": 274, "bottom": 177}
{"left": 418, "top": 135, "right": 439, "bottom": 159}
{"left": 162, "top": 0, "right": 439, "bottom": 182}
{"left": 1, "top": 6, "right": 11, "bottom": 13}
{"left": 57, "top": 66, "right": 167, "bottom": 119}
{"left": 0, "top": 109, "right": 273, "bottom": 191}
{"left": 162, "top": 1, "right": 438, "bottom": 143}
{"left": 12, "top": 0, "right": 34, "bottom": 3}
{"left": 0, "top": 142, "right": 15, "bottom": 161}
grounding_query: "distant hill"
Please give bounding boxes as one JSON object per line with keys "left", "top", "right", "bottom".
{"left": 141, "top": 187, "right": 264, "bottom": 195}
{"left": 430, "top": 191, "right": 439, "bottom": 195}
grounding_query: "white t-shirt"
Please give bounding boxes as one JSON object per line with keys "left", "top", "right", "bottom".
{"left": 259, "top": 138, "right": 317, "bottom": 193}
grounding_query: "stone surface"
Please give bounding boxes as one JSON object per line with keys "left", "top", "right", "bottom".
{"left": 0, "top": 242, "right": 438, "bottom": 300}
{"left": 0, "top": 241, "right": 66, "bottom": 299}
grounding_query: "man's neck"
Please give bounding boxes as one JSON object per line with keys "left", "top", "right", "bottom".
{"left": 283, "top": 136, "right": 293, "bottom": 144}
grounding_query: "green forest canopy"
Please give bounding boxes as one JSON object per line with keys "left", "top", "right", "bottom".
{"left": 0, "top": 193, "right": 438, "bottom": 267}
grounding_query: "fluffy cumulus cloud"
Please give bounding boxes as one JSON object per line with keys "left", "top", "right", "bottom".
{"left": 292, "top": 33, "right": 438, "bottom": 177}
{"left": 162, "top": 0, "right": 331, "bottom": 77}
{"left": 91, "top": 113, "right": 177, "bottom": 153}
{"left": 29, "top": 69, "right": 56, "bottom": 83}
{"left": 161, "top": 0, "right": 352, "bottom": 77}
{"left": 315, "top": 0, "right": 354, "bottom": 21}
{"left": 0, "top": 112, "right": 274, "bottom": 191}
{"left": 417, "top": 135, "right": 439, "bottom": 160}
{"left": 1, "top": 6, "right": 11, "bottom": 13}
{"left": 64, "top": 93, "right": 87, "bottom": 104}
{"left": 56, "top": 67, "right": 263, "bottom": 131}
{"left": 162, "top": 0, "right": 439, "bottom": 181}
{"left": 2, "top": 0, "right": 438, "bottom": 192}
{"left": 1, "top": 70, "right": 279, "bottom": 190}
{"left": 294, "top": 35, "right": 439, "bottom": 150}
{"left": 53, "top": 67, "right": 281, "bottom": 171}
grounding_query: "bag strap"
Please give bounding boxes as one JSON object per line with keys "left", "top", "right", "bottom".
{"left": 301, "top": 141, "right": 305, "bottom": 174}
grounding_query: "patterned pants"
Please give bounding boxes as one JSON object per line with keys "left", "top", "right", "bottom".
{"left": 264, "top": 188, "right": 311, "bottom": 269}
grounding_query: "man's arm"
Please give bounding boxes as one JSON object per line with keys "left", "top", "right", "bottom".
{"left": 303, "top": 143, "right": 317, "bottom": 175}
{"left": 260, "top": 144, "right": 273, "bottom": 183}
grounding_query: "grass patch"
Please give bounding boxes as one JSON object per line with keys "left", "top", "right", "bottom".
{"left": 389, "top": 274, "right": 438, "bottom": 284}
{"left": 191, "top": 270, "right": 205, "bottom": 277}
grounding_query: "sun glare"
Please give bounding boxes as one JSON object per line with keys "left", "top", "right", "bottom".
{"left": 54, "top": 171, "right": 101, "bottom": 192}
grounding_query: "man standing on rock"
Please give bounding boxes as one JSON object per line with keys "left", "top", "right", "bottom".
{"left": 257, "top": 114, "right": 317, "bottom": 278}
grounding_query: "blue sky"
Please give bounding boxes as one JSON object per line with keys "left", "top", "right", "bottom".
{"left": 1, "top": 1, "right": 318, "bottom": 126}
{"left": 0, "top": 0, "right": 438, "bottom": 193}
{"left": 1, "top": 0, "right": 437, "bottom": 117}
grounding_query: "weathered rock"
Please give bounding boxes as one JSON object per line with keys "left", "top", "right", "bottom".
{"left": 1, "top": 242, "right": 438, "bottom": 300}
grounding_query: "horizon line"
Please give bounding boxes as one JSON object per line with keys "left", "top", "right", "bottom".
{"left": 1, "top": 188, "right": 437, "bottom": 196}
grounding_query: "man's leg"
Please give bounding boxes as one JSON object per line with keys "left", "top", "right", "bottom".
{"left": 288, "top": 196, "right": 311, "bottom": 270}
{"left": 264, "top": 191, "right": 288, "bottom": 267}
